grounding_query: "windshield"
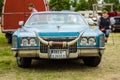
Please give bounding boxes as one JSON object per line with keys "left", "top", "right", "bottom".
{"left": 25, "top": 13, "right": 87, "bottom": 26}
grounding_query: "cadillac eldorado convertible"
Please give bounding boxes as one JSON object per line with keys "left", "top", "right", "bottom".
{"left": 11, "top": 11, "right": 105, "bottom": 68}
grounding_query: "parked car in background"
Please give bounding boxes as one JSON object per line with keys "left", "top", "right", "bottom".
{"left": 11, "top": 11, "right": 105, "bottom": 68}
{"left": 111, "top": 16, "right": 120, "bottom": 32}
{"left": 108, "top": 11, "right": 120, "bottom": 32}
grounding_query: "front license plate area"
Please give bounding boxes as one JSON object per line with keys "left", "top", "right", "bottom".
{"left": 50, "top": 49, "right": 67, "bottom": 59}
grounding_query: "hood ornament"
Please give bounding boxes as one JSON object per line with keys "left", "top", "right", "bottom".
{"left": 57, "top": 26, "right": 60, "bottom": 31}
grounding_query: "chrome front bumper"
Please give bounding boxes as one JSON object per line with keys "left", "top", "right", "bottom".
{"left": 11, "top": 47, "right": 105, "bottom": 59}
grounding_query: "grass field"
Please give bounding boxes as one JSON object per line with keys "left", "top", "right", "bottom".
{"left": 0, "top": 28, "right": 120, "bottom": 80}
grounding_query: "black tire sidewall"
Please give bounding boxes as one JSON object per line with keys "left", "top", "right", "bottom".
{"left": 83, "top": 56, "right": 101, "bottom": 67}
{"left": 16, "top": 57, "right": 32, "bottom": 68}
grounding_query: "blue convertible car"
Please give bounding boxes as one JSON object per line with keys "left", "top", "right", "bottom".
{"left": 11, "top": 11, "right": 105, "bottom": 68}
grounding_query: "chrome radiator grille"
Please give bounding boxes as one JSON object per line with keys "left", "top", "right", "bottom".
{"left": 40, "top": 38, "right": 77, "bottom": 53}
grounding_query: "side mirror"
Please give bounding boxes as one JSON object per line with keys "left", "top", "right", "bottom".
{"left": 88, "top": 22, "right": 97, "bottom": 28}
{"left": 88, "top": 22, "right": 94, "bottom": 26}
{"left": 88, "top": 22, "right": 92, "bottom": 25}
{"left": 19, "top": 21, "right": 24, "bottom": 26}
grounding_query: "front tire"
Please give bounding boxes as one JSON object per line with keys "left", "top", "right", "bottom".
{"left": 16, "top": 57, "right": 32, "bottom": 68}
{"left": 5, "top": 33, "right": 12, "bottom": 44}
{"left": 83, "top": 56, "right": 101, "bottom": 67}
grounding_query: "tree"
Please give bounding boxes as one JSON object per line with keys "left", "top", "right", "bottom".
{"left": 71, "top": 0, "right": 78, "bottom": 7}
{"left": 0, "top": 0, "right": 3, "bottom": 15}
{"left": 75, "top": 0, "right": 97, "bottom": 11}
{"left": 75, "top": 0, "right": 88, "bottom": 11}
{"left": 87, "top": 0, "right": 97, "bottom": 10}
{"left": 104, "top": 0, "right": 120, "bottom": 11}
{"left": 49, "top": 0, "right": 70, "bottom": 11}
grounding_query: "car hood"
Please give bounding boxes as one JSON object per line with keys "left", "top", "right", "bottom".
{"left": 14, "top": 25, "right": 101, "bottom": 38}
{"left": 25, "top": 25, "right": 87, "bottom": 32}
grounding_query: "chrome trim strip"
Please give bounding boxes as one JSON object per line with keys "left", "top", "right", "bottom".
{"left": 77, "top": 47, "right": 105, "bottom": 50}
{"left": 12, "top": 48, "right": 104, "bottom": 58}
{"left": 12, "top": 50, "right": 39, "bottom": 57}
{"left": 12, "top": 47, "right": 105, "bottom": 51}
{"left": 11, "top": 48, "right": 39, "bottom": 51}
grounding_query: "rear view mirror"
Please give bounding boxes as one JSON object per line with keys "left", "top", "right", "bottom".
{"left": 19, "top": 21, "right": 24, "bottom": 26}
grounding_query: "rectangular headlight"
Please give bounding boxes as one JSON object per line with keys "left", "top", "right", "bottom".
{"left": 88, "top": 37, "right": 96, "bottom": 45}
{"left": 21, "top": 38, "right": 29, "bottom": 46}
{"left": 80, "top": 37, "right": 96, "bottom": 46}
{"left": 21, "top": 37, "right": 37, "bottom": 46}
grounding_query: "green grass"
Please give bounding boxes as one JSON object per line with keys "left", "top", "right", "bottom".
{"left": 0, "top": 31, "right": 120, "bottom": 80}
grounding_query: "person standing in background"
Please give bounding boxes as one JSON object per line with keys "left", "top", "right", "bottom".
{"left": 98, "top": 10, "right": 111, "bottom": 43}
{"left": 28, "top": 3, "right": 38, "bottom": 13}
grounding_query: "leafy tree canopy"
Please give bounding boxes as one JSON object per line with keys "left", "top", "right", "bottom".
{"left": 49, "top": 0, "right": 70, "bottom": 11}
{"left": 0, "top": 0, "right": 3, "bottom": 15}
{"left": 75, "top": 0, "right": 89, "bottom": 11}
{"left": 104, "top": 0, "right": 120, "bottom": 11}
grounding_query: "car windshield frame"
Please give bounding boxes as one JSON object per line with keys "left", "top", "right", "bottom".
{"left": 25, "top": 12, "right": 88, "bottom": 27}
